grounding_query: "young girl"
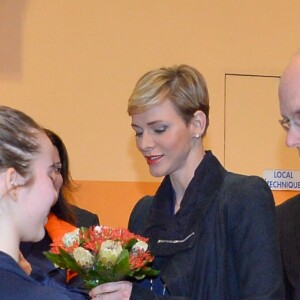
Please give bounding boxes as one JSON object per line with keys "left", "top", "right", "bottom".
{"left": 20, "top": 128, "right": 99, "bottom": 299}
{"left": 0, "top": 106, "right": 82, "bottom": 299}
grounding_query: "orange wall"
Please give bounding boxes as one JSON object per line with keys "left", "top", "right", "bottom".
{"left": 1, "top": 1, "right": 300, "bottom": 227}
{"left": 71, "top": 182, "right": 297, "bottom": 228}
{"left": 273, "top": 190, "right": 299, "bottom": 206}
{"left": 72, "top": 181, "right": 160, "bottom": 228}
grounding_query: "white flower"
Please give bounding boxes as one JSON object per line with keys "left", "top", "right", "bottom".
{"left": 94, "top": 225, "right": 107, "bottom": 233}
{"left": 73, "top": 247, "right": 94, "bottom": 269}
{"left": 98, "top": 240, "right": 122, "bottom": 268}
{"left": 62, "top": 229, "right": 80, "bottom": 248}
{"left": 131, "top": 240, "right": 148, "bottom": 253}
{"left": 94, "top": 225, "right": 102, "bottom": 233}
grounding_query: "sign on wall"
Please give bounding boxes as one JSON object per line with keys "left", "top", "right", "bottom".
{"left": 264, "top": 169, "right": 300, "bottom": 191}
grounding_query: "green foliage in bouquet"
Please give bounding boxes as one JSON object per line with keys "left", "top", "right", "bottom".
{"left": 44, "top": 226, "right": 159, "bottom": 289}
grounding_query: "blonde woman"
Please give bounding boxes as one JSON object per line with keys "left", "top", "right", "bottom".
{"left": 90, "top": 65, "right": 284, "bottom": 299}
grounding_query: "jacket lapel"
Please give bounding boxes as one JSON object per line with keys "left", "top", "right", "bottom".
{"left": 144, "top": 151, "right": 227, "bottom": 256}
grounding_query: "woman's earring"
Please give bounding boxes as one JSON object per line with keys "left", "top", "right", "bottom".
{"left": 194, "top": 134, "right": 200, "bottom": 139}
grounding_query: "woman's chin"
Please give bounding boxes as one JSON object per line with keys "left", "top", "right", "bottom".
{"left": 150, "top": 171, "right": 165, "bottom": 178}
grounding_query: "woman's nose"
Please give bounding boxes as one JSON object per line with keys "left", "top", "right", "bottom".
{"left": 137, "top": 132, "right": 154, "bottom": 152}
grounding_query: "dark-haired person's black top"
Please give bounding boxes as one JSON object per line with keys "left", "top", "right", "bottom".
{"left": 20, "top": 205, "right": 99, "bottom": 300}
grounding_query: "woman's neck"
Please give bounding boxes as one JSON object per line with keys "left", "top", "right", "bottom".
{"left": 170, "top": 149, "right": 205, "bottom": 211}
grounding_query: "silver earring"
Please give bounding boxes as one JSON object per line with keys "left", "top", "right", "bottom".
{"left": 195, "top": 134, "right": 200, "bottom": 139}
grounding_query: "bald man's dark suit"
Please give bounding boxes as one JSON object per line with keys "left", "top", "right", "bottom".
{"left": 277, "top": 194, "right": 300, "bottom": 299}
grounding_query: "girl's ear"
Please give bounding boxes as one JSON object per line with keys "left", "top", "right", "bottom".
{"left": 6, "top": 168, "right": 26, "bottom": 191}
{"left": 191, "top": 110, "right": 207, "bottom": 138}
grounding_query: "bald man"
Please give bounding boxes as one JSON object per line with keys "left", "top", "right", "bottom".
{"left": 277, "top": 52, "right": 300, "bottom": 300}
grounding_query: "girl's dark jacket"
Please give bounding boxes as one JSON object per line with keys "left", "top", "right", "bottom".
{"left": 128, "top": 151, "right": 284, "bottom": 299}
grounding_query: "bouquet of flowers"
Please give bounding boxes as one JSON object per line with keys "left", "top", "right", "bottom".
{"left": 44, "top": 225, "right": 159, "bottom": 289}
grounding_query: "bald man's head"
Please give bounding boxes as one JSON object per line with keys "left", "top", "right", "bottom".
{"left": 279, "top": 52, "right": 300, "bottom": 154}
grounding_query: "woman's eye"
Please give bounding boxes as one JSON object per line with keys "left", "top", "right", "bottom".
{"left": 134, "top": 131, "right": 143, "bottom": 137}
{"left": 154, "top": 126, "right": 167, "bottom": 134}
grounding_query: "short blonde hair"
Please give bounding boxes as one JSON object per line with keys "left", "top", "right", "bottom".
{"left": 128, "top": 64, "right": 210, "bottom": 133}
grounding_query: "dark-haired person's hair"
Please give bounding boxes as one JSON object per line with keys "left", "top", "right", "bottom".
{"left": 45, "top": 129, "right": 78, "bottom": 225}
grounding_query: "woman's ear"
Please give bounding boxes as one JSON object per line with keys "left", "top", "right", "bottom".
{"left": 191, "top": 110, "right": 207, "bottom": 138}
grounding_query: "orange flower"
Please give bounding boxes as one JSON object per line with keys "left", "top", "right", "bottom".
{"left": 44, "top": 225, "right": 159, "bottom": 289}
